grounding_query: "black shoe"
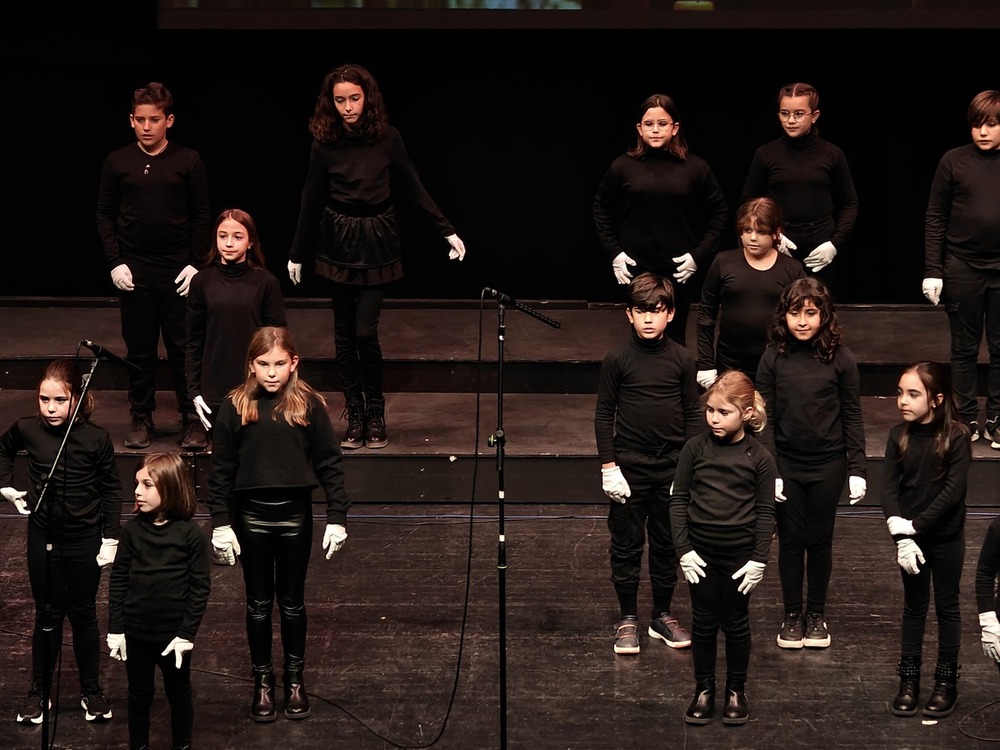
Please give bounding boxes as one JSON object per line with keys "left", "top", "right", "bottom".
{"left": 365, "top": 398, "right": 388, "bottom": 449}
{"left": 341, "top": 400, "right": 365, "bottom": 450}
{"left": 648, "top": 612, "right": 692, "bottom": 648}
{"left": 802, "top": 612, "right": 831, "bottom": 648}
{"left": 283, "top": 671, "right": 311, "bottom": 720}
{"left": 180, "top": 417, "right": 209, "bottom": 451}
{"left": 891, "top": 659, "right": 921, "bottom": 717}
{"left": 986, "top": 417, "right": 1000, "bottom": 449}
{"left": 684, "top": 679, "right": 716, "bottom": 725}
{"left": 15, "top": 685, "right": 49, "bottom": 725}
{"left": 923, "top": 663, "right": 959, "bottom": 717}
{"left": 124, "top": 414, "right": 153, "bottom": 449}
{"left": 722, "top": 678, "right": 749, "bottom": 725}
{"left": 250, "top": 672, "right": 277, "bottom": 723}
{"left": 777, "top": 610, "right": 804, "bottom": 649}
{"left": 969, "top": 420, "right": 981, "bottom": 442}
{"left": 81, "top": 689, "right": 113, "bottom": 721}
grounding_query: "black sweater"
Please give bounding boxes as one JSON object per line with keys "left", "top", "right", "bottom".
{"left": 975, "top": 514, "right": 1000, "bottom": 614}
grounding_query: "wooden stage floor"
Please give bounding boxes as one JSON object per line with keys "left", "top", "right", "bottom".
{"left": 1, "top": 505, "right": 1000, "bottom": 750}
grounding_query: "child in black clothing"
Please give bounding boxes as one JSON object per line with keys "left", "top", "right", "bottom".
{"left": 670, "top": 370, "right": 776, "bottom": 726}
{"left": 882, "top": 361, "right": 970, "bottom": 719}
{"left": 975, "top": 513, "right": 1000, "bottom": 673}
{"left": 108, "top": 451, "right": 211, "bottom": 750}
{"left": 594, "top": 272, "right": 702, "bottom": 654}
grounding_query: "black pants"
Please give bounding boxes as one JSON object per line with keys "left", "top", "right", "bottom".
{"left": 235, "top": 491, "right": 313, "bottom": 674}
{"left": 26, "top": 523, "right": 102, "bottom": 693}
{"left": 687, "top": 545, "right": 752, "bottom": 683}
{"left": 607, "top": 449, "right": 679, "bottom": 618}
{"left": 899, "top": 532, "right": 964, "bottom": 665}
{"left": 119, "top": 263, "right": 192, "bottom": 418}
{"left": 125, "top": 635, "right": 194, "bottom": 750}
{"left": 775, "top": 454, "right": 846, "bottom": 615}
{"left": 331, "top": 283, "right": 386, "bottom": 403}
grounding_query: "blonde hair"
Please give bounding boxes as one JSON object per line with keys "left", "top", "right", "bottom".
{"left": 703, "top": 370, "right": 767, "bottom": 432}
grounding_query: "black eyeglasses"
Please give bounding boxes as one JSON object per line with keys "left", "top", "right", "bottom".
{"left": 777, "top": 110, "right": 813, "bottom": 122}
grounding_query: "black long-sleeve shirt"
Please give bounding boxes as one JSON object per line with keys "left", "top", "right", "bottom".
{"left": 207, "top": 392, "right": 350, "bottom": 526}
{"left": 924, "top": 143, "right": 1000, "bottom": 276}
{"left": 96, "top": 142, "right": 212, "bottom": 272}
{"left": 594, "top": 330, "right": 703, "bottom": 463}
{"left": 108, "top": 513, "right": 211, "bottom": 642}
{"left": 669, "top": 430, "right": 776, "bottom": 562}
{"left": 756, "top": 341, "right": 867, "bottom": 477}
{"left": 185, "top": 261, "right": 287, "bottom": 407}
{"left": 975, "top": 514, "right": 1000, "bottom": 614}
{"left": 741, "top": 130, "right": 858, "bottom": 251}
{"left": 881, "top": 420, "right": 969, "bottom": 540}
{"left": 696, "top": 248, "right": 806, "bottom": 373}
{"left": 0, "top": 415, "right": 122, "bottom": 539}
{"left": 593, "top": 148, "right": 728, "bottom": 274}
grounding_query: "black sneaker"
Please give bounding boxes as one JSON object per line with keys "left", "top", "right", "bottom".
{"left": 986, "top": 417, "right": 1000, "bottom": 449}
{"left": 365, "top": 398, "right": 388, "bottom": 449}
{"left": 802, "top": 612, "right": 831, "bottom": 648}
{"left": 81, "top": 690, "right": 113, "bottom": 721}
{"left": 777, "top": 610, "right": 804, "bottom": 649}
{"left": 613, "top": 616, "right": 640, "bottom": 655}
{"left": 180, "top": 418, "right": 209, "bottom": 451}
{"left": 648, "top": 612, "right": 692, "bottom": 648}
{"left": 124, "top": 414, "right": 153, "bottom": 449}
{"left": 969, "top": 420, "right": 980, "bottom": 443}
{"left": 15, "top": 687, "right": 49, "bottom": 725}
{"left": 340, "top": 401, "right": 365, "bottom": 450}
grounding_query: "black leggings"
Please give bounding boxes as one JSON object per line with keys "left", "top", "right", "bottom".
{"left": 125, "top": 635, "right": 193, "bottom": 750}
{"left": 235, "top": 491, "right": 314, "bottom": 675}
{"left": 331, "top": 283, "right": 386, "bottom": 403}
{"left": 899, "top": 532, "right": 964, "bottom": 665}
{"left": 687, "top": 546, "right": 753, "bottom": 683}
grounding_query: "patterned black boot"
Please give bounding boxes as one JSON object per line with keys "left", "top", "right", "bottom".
{"left": 341, "top": 399, "right": 366, "bottom": 450}
{"left": 891, "top": 658, "right": 920, "bottom": 717}
{"left": 923, "top": 662, "right": 959, "bottom": 718}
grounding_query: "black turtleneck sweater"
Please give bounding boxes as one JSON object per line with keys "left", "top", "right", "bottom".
{"left": 741, "top": 129, "right": 858, "bottom": 251}
{"left": 185, "top": 260, "right": 287, "bottom": 408}
{"left": 925, "top": 143, "right": 1000, "bottom": 275}
{"left": 881, "top": 419, "right": 969, "bottom": 540}
{"left": 593, "top": 147, "right": 728, "bottom": 275}
{"left": 594, "top": 329, "right": 703, "bottom": 462}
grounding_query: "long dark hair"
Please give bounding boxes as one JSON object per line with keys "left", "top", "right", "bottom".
{"left": 768, "top": 277, "right": 842, "bottom": 362}
{"left": 308, "top": 63, "right": 389, "bottom": 144}
{"left": 895, "top": 361, "right": 967, "bottom": 474}
{"left": 627, "top": 93, "right": 689, "bottom": 160}
{"left": 206, "top": 208, "right": 266, "bottom": 268}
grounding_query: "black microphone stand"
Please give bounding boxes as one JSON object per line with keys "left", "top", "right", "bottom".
{"left": 33, "top": 356, "right": 100, "bottom": 749}
{"left": 483, "top": 288, "right": 559, "bottom": 750}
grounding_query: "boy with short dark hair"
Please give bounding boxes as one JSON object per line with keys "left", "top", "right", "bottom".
{"left": 595, "top": 272, "right": 703, "bottom": 654}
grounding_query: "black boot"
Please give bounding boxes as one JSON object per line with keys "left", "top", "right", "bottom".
{"left": 250, "top": 671, "right": 277, "bottom": 722}
{"left": 341, "top": 399, "right": 366, "bottom": 450}
{"left": 923, "top": 662, "right": 959, "bottom": 718}
{"left": 284, "top": 670, "right": 311, "bottom": 720}
{"left": 365, "top": 397, "right": 388, "bottom": 449}
{"left": 891, "top": 658, "right": 920, "bottom": 717}
{"left": 684, "top": 678, "right": 716, "bottom": 725}
{"left": 722, "top": 677, "right": 749, "bottom": 726}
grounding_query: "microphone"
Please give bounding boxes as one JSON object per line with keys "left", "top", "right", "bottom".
{"left": 485, "top": 287, "right": 515, "bottom": 304}
{"left": 80, "top": 340, "right": 141, "bottom": 371}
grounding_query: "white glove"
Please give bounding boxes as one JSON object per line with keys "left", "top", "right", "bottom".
{"left": 672, "top": 253, "right": 697, "bottom": 284}
{"left": 174, "top": 265, "right": 198, "bottom": 297}
{"left": 111, "top": 263, "right": 135, "bottom": 291}
{"left": 446, "top": 234, "right": 466, "bottom": 261}
{"left": 696, "top": 369, "right": 718, "bottom": 389}
{"left": 288, "top": 260, "right": 302, "bottom": 285}
{"left": 848, "top": 475, "right": 867, "bottom": 505}
{"left": 107, "top": 633, "right": 127, "bottom": 662}
{"left": 732, "top": 560, "right": 766, "bottom": 595}
{"left": 96, "top": 538, "right": 119, "bottom": 567}
{"left": 161, "top": 637, "right": 193, "bottom": 669}
{"left": 680, "top": 549, "right": 707, "bottom": 584}
{"left": 922, "top": 277, "right": 943, "bottom": 306}
{"left": 775, "top": 477, "right": 786, "bottom": 503}
{"left": 2, "top": 486, "right": 30, "bottom": 515}
{"left": 981, "top": 611, "right": 1000, "bottom": 663}
{"left": 322, "top": 523, "right": 348, "bottom": 559}
{"left": 612, "top": 252, "right": 636, "bottom": 285}
{"left": 211, "top": 525, "right": 241, "bottom": 566}
{"left": 886, "top": 515, "right": 916, "bottom": 536}
{"left": 601, "top": 466, "right": 631, "bottom": 503}
{"left": 192, "top": 395, "right": 213, "bottom": 430}
{"left": 804, "top": 241, "right": 837, "bottom": 273}
{"left": 896, "top": 538, "right": 925, "bottom": 575}
{"left": 776, "top": 233, "right": 797, "bottom": 256}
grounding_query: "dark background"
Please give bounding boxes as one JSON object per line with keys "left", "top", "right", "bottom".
{"left": 2, "top": 4, "right": 997, "bottom": 304}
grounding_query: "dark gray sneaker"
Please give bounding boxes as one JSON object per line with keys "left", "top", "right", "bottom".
{"left": 613, "top": 616, "right": 640, "bottom": 654}
{"left": 124, "top": 415, "right": 153, "bottom": 449}
{"left": 777, "top": 610, "right": 804, "bottom": 649}
{"left": 986, "top": 417, "right": 1000, "bottom": 449}
{"left": 969, "top": 420, "right": 981, "bottom": 443}
{"left": 81, "top": 690, "right": 113, "bottom": 721}
{"left": 15, "top": 687, "right": 48, "bottom": 725}
{"left": 802, "top": 612, "right": 831, "bottom": 648}
{"left": 648, "top": 612, "right": 692, "bottom": 648}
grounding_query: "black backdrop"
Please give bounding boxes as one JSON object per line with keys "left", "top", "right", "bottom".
{"left": 2, "top": 21, "right": 996, "bottom": 304}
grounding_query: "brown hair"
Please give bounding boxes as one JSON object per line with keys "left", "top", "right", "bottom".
{"left": 138, "top": 452, "right": 197, "bottom": 521}
{"left": 308, "top": 63, "right": 389, "bottom": 144}
{"left": 628, "top": 93, "right": 689, "bottom": 160}
{"left": 206, "top": 208, "right": 266, "bottom": 268}
{"left": 41, "top": 359, "right": 94, "bottom": 419}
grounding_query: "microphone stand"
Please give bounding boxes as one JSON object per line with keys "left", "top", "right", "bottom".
{"left": 33, "top": 356, "right": 100, "bottom": 750}
{"left": 483, "top": 288, "right": 559, "bottom": 750}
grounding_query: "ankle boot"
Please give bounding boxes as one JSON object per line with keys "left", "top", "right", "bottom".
{"left": 923, "top": 662, "right": 959, "bottom": 717}
{"left": 891, "top": 658, "right": 921, "bottom": 717}
{"left": 284, "top": 670, "right": 311, "bottom": 720}
{"left": 250, "top": 671, "right": 277, "bottom": 722}
{"left": 722, "top": 677, "right": 749, "bottom": 726}
{"left": 684, "top": 678, "right": 716, "bottom": 725}
{"left": 341, "top": 399, "right": 366, "bottom": 450}
{"left": 365, "top": 397, "right": 388, "bottom": 449}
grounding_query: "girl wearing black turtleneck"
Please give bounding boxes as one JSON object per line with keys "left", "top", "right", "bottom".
{"left": 185, "top": 208, "right": 287, "bottom": 450}
{"left": 595, "top": 273, "right": 704, "bottom": 655}
{"left": 741, "top": 82, "right": 858, "bottom": 296}
{"left": 594, "top": 93, "right": 728, "bottom": 346}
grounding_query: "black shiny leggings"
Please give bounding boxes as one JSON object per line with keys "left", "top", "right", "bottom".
{"left": 235, "top": 491, "right": 313, "bottom": 674}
